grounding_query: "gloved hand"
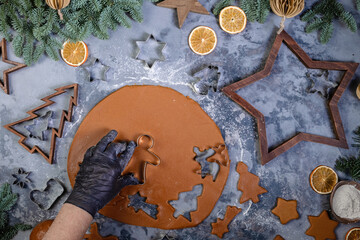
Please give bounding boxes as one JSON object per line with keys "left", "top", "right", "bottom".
{"left": 65, "top": 130, "right": 139, "bottom": 217}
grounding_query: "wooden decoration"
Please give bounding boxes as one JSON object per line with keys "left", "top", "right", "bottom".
{"left": 222, "top": 30, "right": 359, "bottom": 165}
{"left": 271, "top": 198, "right": 299, "bottom": 224}
{"left": 270, "top": 0, "right": 304, "bottom": 33}
{"left": 237, "top": 162, "right": 267, "bottom": 203}
{"left": 45, "top": 0, "right": 70, "bottom": 20}
{"left": 0, "top": 39, "right": 27, "bottom": 95}
{"left": 211, "top": 206, "right": 242, "bottom": 238}
{"left": 3, "top": 84, "right": 78, "bottom": 164}
{"left": 305, "top": 210, "right": 338, "bottom": 240}
{"left": 157, "top": 0, "right": 209, "bottom": 28}
{"left": 84, "top": 223, "right": 118, "bottom": 240}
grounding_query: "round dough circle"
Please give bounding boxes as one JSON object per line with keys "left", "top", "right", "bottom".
{"left": 67, "top": 85, "right": 230, "bottom": 229}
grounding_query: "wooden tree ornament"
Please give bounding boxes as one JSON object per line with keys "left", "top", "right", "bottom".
{"left": 0, "top": 39, "right": 27, "bottom": 95}
{"left": 4, "top": 84, "right": 79, "bottom": 164}
{"left": 222, "top": 30, "right": 359, "bottom": 165}
{"left": 270, "top": 0, "right": 304, "bottom": 34}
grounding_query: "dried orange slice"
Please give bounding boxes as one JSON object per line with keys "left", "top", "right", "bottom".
{"left": 356, "top": 84, "right": 360, "bottom": 100}
{"left": 310, "top": 165, "right": 338, "bottom": 194}
{"left": 219, "top": 6, "right": 247, "bottom": 34}
{"left": 346, "top": 228, "right": 360, "bottom": 240}
{"left": 188, "top": 26, "right": 217, "bottom": 55}
{"left": 61, "top": 41, "right": 88, "bottom": 67}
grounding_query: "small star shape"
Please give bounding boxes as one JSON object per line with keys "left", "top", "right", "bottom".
{"left": 306, "top": 70, "right": 338, "bottom": 99}
{"left": 271, "top": 198, "right": 299, "bottom": 224}
{"left": 222, "top": 30, "right": 359, "bottom": 165}
{"left": 12, "top": 168, "right": 31, "bottom": 188}
{"left": 0, "top": 38, "right": 27, "bottom": 95}
{"left": 305, "top": 210, "right": 338, "bottom": 240}
{"left": 135, "top": 34, "right": 166, "bottom": 68}
{"left": 157, "top": 0, "right": 209, "bottom": 28}
{"left": 79, "top": 57, "right": 110, "bottom": 82}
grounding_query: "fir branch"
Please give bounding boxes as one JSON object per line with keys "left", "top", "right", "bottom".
{"left": 301, "top": 0, "right": 357, "bottom": 44}
{"left": 335, "top": 155, "right": 360, "bottom": 181}
{"left": 352, "top": 126, "right": 360, "bottom": 148}
{"left": 213, "top": 0, "right": 232, "bottom": 16}
{"left": 1, "top": 224, "right": 32, "bottom": 240}
{"left": 356, "top": 0, "right": 360, "bottom": 11}
{"left": 0, "top": 184, "right": 17, "bottom": 212}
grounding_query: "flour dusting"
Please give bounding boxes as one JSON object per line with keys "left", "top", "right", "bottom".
{"left": 332, "top": 185, "right": 360, "bottom": 219}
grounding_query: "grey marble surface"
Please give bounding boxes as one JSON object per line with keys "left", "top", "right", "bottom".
{"left": 0, "top": 0, "right": 360, "bottom": 239}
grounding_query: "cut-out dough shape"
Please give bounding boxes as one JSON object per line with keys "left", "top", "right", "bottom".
{"left": 169, "top": 184, "right": 203, "bottom": 222}
{"left": 12, "top": 168, "right": 31, "bottom": 188}
{"left": 305, "top": 210, "right": 338, "bottom": 240}
{"left": 67, "top": 85, "right": 231, "bottom": 229}
{"left": 191, "top": 66, "right": 220, "bottom": 95}
{"left": 274, "top": 235, "right": 285, "bottom": 240}
{"left": 135, "top": 34, "right": 166, "bottom": 68}
{"left": 128, "top": 192, "right": 158, "bottom": 219}
{"left": 208, "top": 144, "right": 229, "bottom": 166}
{"left": 237, "top": 162, "right": 267, "bottom": 204}
{"left": 24, "top": 111, "right": 53, "bottom": 141}
{"left": 30, "top": 220, "right": 54, "bottom": 240}
{"left": 211, "top": 206, "right": 242, "bottom": 238}
{"left": 4, "top": 84, "right": 78, "bottom": 164}
{"left": 271, "top": 198, "right": 299, "bottom": 224}
{"left": 122, "top": 135, "right": 160, "bottom": 183}
{"left": 193, "top": 147, "right": 218, "bottom": 180}
{"left": 30, "top": 178, "right": 64, "bottom": 210}
{"left": 222, "top": 30, "right": 359, "bottom": 165}
{"left": 84, "top": 223, "right": 118, "bottom": 240}
{"left": 156, "top": 0, "right": 209, "bottom": 28}
{"left": 0, "top": 38, "right": 27, "bottom": 95}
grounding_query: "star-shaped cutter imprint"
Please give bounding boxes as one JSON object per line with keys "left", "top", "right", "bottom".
{"left": 0, "top": 38, "right": 27, "bottom": 95}
{"left": 157, "top": 0, "right": 209, "bottom": 28}
{"left": 12, "top": 168, "right": 31, "bottom": 188}
{"left": 271, "top": 198, "right": 299, "bottom": 224}
{"left": 135, "top": 34, "right": 166, "bottom": 68}
{"left": 305, "top": 210, "right": 338, "bottom": 240}
{"left": 222, "top": 30, "right": 359, "bottom": 165}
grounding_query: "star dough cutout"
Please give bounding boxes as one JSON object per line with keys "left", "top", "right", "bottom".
{"left": 157, "top": 0, "right": 209, "bottom": 28}
{"left": 135, "top": 34, "right": 166, "bottom": 68}
{"left": 271, "top": 198, "right": 299, "bottom": 224}
{"left": 0, "top": 38, "right": 27, "bottom": 95}
{"left": 305, "top": 210, "right": 338, "bottom": 240}
{"left": 12, "top": 168, "right": 31, "bottom": 188}
{"left": 222, "top": 30, "right": 359, "bottom": 165}
{"left": 306, "top": 70, "right": 338, "bottom": 99}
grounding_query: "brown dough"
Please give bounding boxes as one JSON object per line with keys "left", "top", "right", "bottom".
{"left": 237, "top": 162, "right": 267, "bottom": 204}
{"left": 274, "top": 235, "right": 285, "bottom": 240}
{"left": 305, "top": 210, "right": 338, "bottom": 240}
{"left": 84, "top": 223, "right": 118, "bottom": 240}
{"left": 30, "top": 220, "right": 54, "bottom": 240}
{"left": 67, "top": 86, "right": 230, "bottom": 229}
{"left": 271, "top": 198, "right": 299, "bottom": 224}
{"left": 211, "top": 206, "right": 242, "bottom": 238}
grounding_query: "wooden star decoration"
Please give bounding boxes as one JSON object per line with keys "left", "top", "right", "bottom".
{"left": 305, "top": 210, "right": 338, "bottom": 240}
{"left": 157, "top": 0, "right": 209, "bottom": 28}
{"left": 271, "top": 198, "right": 299, "bottom": 224}
{"left": 222, "top": 30, "right": 359, "bottom": 165}
{"left": 0, "top": 38, "right": 27, "bottom": 95}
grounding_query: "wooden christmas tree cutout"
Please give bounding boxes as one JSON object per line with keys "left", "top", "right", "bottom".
{"left": 157, "top": 0, "right": 209, "bottom": 28}
{"left": 271, "top": 198, "right": 299, "bottom": 224}
{"left": 122, "top": 135, "right": 160, "bottom": 183}
{"left": 3, "top": 84, "right": 79, "bottom": 164}
{"left": 305, "top": 210, "right": 338, "bottom": 240}
{"left": 211, "top": 206, "right": 242, "bottom": 238}
{"left": 84, "top": 223, "right": 118, "bottom": 240}
{"left": 0, "top": 38, "right": 27, "bottom": 95}
{"left": 222, "top": 30, "right": 359, "bottom": 165}
{"left": 237, "top": 162, "right": 267, "bottom": 204}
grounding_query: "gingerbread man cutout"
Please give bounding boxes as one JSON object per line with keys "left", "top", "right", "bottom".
{"left": 122, "top": 135, "right": 160, "bottom": 183}
{"left": 237, "top": 162, "right": 267, "bottom": 204}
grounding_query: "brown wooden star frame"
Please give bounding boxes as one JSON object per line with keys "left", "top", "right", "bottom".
{"left": 222, "top": 30, "right": 359, "bottom": 165}
{"left": 0, "top": 38, "right": 27, "bottom": 95}
{"left": 4, "top": 84, "right": 78, "bottom": 164}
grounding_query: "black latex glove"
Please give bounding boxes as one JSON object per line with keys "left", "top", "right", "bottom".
{"left": 65, "top": 130, "right": 139, "bottom": 217}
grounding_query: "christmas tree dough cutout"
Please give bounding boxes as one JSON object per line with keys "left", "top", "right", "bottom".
{"left": 84, "top": 223, "right": 118, "bottom": 240}
{"left": 157, "top": 0, "right": 209, "bottom": 28}
{"left": 271, "top": 198, "right": 299, "bottom": 224}
{"left": 305, "top": 210, "right": 338, "bottom": 240}
{"left": 4, "top": 84, "right": 78, "bottom": 164}
{"left": 237, "top": 162, "right": 267, "bottom": 204}
{"left": 122, "top": 135, "right": 160, "bottom": 183}
{"left": 211, "top": 206, "right": 242, "bottom": 238}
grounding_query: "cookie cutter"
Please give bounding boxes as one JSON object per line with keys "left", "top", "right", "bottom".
{"left": 78, "top": 57, "right": 110, "bottom": 82}
{"left": 135, "top": 34, "right": 166, "bottom": 68}
{"left": 30, "top": 178, "right": 65, "bottom": 210}
{"left": 12, "top": 168, "right": 31, "bottom": 188}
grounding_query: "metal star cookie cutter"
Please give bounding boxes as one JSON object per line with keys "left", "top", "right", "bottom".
{"left": 30, "top": 178, "right": 65, "bottom": 210}
{"left": 12, "top": 168, "right": 31, "bottom": 188}
{"left": 78, "top": 57, "right": 110, "bottom": 82}
{"left": 135, "top": 34, "right": 166, "bottom": 68}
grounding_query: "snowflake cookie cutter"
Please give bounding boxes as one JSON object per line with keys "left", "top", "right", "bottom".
{"left": 30, "top": 178, "right": 65, "bottom": 210}
{"left": 12, "top": 168, "right": 31, "bottom": 188}
{"left": 135, "top": 34, "right": 166, "bottom": 68}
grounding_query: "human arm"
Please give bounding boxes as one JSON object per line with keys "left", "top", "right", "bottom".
{"left": 43, "top": 130, "right": 139, "bottom": 240}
